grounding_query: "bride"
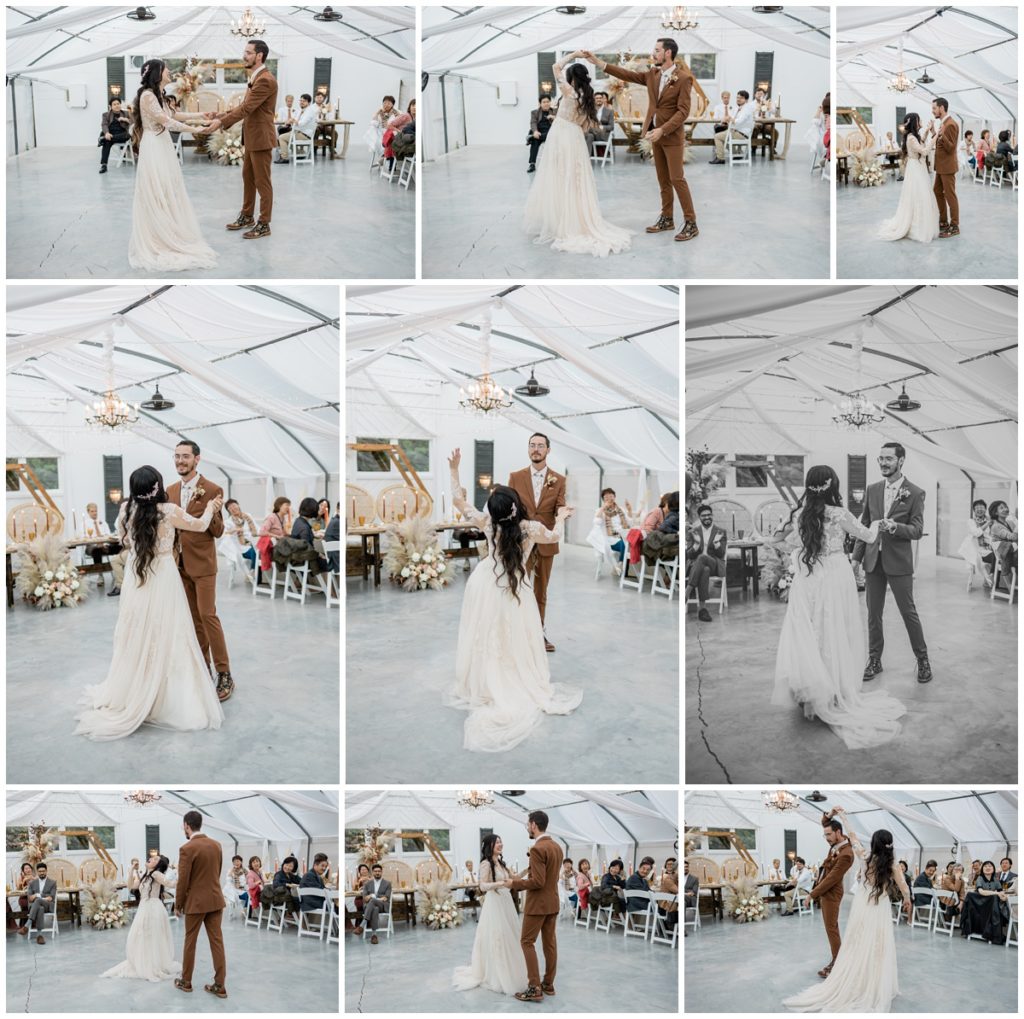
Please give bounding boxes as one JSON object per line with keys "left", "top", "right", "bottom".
{"left": 524, "top": 52, "right": 632, "bottom": 257}
{"left": 447, "top": 449, "right": 583, "bottom": 752}
{"left": 772, "top": 465, "right": 906, "bottom": 749}
{"left": 101, "top": 855, "right": 180, "bottom": 983}
{"left": 453, "top": 834, "right": 527, "bottom": 996}
{"left": 129, "top": 60, "right": 218, "bottom": 272}
{"left": 878, "top": 113, "right": 940, "bottom": 244}
{"left": 785, "top": 807, "right": 911, "bottom": 1012}
{"left": 74, "top": 466, "right": 225, "bottom": 741}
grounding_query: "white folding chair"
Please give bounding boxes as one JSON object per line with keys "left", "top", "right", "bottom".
{"left": 399, "top": 156, "right": 415, "bottom": 189}
{"left": 682, "top": 899, "right": 701, "bottom": 936}
{"left": 990, "top": 555, "right": 1017, "bottom": 603}
{"left": 973, "top": 162, "right": 988, "bottom": 185}
{"left": 686, "top": 570, "right": 727, "bottom": 613}
{"left": 622, "top": 890, "right": 655, "bottom": 940}
{"left": 263, "top": 895, "right": 288, "bottom": 934}
{"left": 174, "top": 133, "right": 184, "bottom": 164}
{"left": 284, "top": 559, "right": 327, "bottom": 605}
{"left": 379, "top": 157, "right": 398, "bottom": 182}
{"left": 245, "top": 899, "right": 264, "bottom": 928}
{"left": 619, "top": 554, "right": 650, "bottom": 593}
{"left": 27, "top": 905, "right": 60, "bottom": 943}
{"left": 652, "top": 556, "right": 681, "bottom": 600}
{"left": 593, "top": 895, "right": 614, "bottom": 933}
{"left": 932, "top": 890, "right": 958, "bottom": 938}
{"left": 988, "top": 164, "right": 1005, "bottom": 187}
{"left": 910, "top": 889, "right": 939, "bottom": 931}
{"left": 113, "top": 141, "right": 135, "bottom": 167}
{"left": 327, "top": 896, "right": 340, "bottom": 944}
{"left": 651, "top": 892, "right": 679, "bottom": 947}
{"left": 291, "top": 135, "right": 314, "bottom": 164}
{"left": 794, "top": 887, "right": 814, "bottom": 917}
{"left": 252, "top": 560, "right": 285, "bottom": 599}
{"left": 574, "top": 897, "right": 595, "bottom": 929}
{"left": 1006, "top": 896, "right": 1018, "bottom": 948}
{"left": 321, "top": 540, "right": 341, "bottom": 608}
{"left": 727, "top": 131, "right": 751, "bottom": 166}
{"left": 362, "top": 904, "right": 393, "bottom": 940}
{"left": 297, "top": 887, "right": 329, "bottom": 940}
{"left": 591, "top": 135, "right": 614, "bottom": 167}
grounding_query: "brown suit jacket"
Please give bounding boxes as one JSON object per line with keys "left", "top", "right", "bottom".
{"left": 175, "top": 833, "right": 225, "bottom": 915}
{"left": 507, "top": 466, "right": 566, "bottom": 558}
{"left": 603, "top": 62, "right": 693, "bottom": 146}
{"left": 934, "top": 116, "right": 959, "bottom": 174}
{"left": 166, "top": 475, "right": 224, "bottom": 579}
{"left": 218, "top": 68, "right": 279, "bottom": 151}
{"left": 511, "top": 836, "right": 563, "bottom": 915}
{"left": 810, "top": 842, "right": 855, "bottom": 904}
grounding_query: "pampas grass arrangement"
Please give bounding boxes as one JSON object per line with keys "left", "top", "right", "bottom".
{"left": 383, "top": 515, "right": 451, "bottom": 591}
{"left": 14, "top": 532, "right": 87, "bottom": 610}
{"left": 724, "top": 874, "right": 768, "bottom": 923}
{"left": 415, "top": 877, "right": 462, "bottom": 930}
{"left": 211, "top": 124, "right": 244, "bottom": 165}
{"left": 82, "top": 876, "right": 127, "bottom": 929}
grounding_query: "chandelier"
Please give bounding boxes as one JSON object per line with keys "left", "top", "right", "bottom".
{"left": 762, "top": 790, "right": 799, "bottom": 812}
{"left": 86, "top": 334, "right": 139, "bottom": 432}
{"left": 832, "top": 391, "right": 885, "bottom": 430}
{"left": 456, "top": 789, "right": 494, "bottom": 810}
{"left": 124, "top": 790, "right": 162, "bottom": 806}
{"left": 459, "top": 310, "right": 512, "bottom": 415}
{"left": 230, "top": 7, "right": 266, "bottom": 38}
{"left": 887, "top": 38, "right": 914, "bottom": 94}
{"left": 662, "top": 5, "right": 699, "bottom": 31}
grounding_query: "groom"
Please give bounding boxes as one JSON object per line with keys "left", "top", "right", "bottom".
{"left": 583, "top": 39, "right": 698, "bottom": 242}
{"left": 931, "top": 97, "right": 959, "bottom": 239}
{"left": 508, "top": 810, "right": 563, "bottom": 1002}
{"left": 206, "top": 39, "right": 278, "bottom": 240}
{"left": 167, "top": 440, "right": 235, "bottom": 701}
{"left": 852, "top": 442, "right": 931, "bottom": 683}
{"left": 175, "top": 810, "right": 227, "bottom": 998}
{"left": 808, "top": 813, "right": 854, "bottom": 979}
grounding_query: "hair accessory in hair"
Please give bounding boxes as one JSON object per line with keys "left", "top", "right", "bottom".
{"left": 885, "top": 843, "right": 893, "bottom": 849}
{"left": 137, "top": 482, "right": 160, "bottom": 502}
{"left": 141, "top": 62, "right": 151, "bottom": 78}
{"left": 503, "top": 503, "right": 518, "bottom": 522}
{"left": 807, "top": 477, "right": 832, "bottom": 494}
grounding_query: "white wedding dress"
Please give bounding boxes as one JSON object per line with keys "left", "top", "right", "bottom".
{"left": 448, "top": 473, "right": 583, "bottom": 753}
{"left": 101, "top": 871, "right": 180, "bottom": 983}
{"left": 784, "top": 846, "right": 906, "bottom": 1012}
{"left": 524, "top": 68, "right": 631, "bottom": 257}
{"left": 452, "top": 860, "right": 528, "bottom": 996}
{"left": 878, "top": 132, "right": 940, "bottom": 243}
{"left": 129, "top": 90, "right": 217, "bottom": 271}
{"left": 772, "top": 506, "right": 906, "bottom": 749}
{"left": 74, "top": 501, "right": 225, "bottom": 741}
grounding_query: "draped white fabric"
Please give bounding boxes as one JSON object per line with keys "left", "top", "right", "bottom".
{"left": 364, "top": 369, "right": 438, "bottom": 438}
{"left": 350, "top": 6, "right": 417, "bottom": 29}
{"left": 6, "top": 5, "right": 133, "bottom": 40}
{"left": 7, "top": 314, "right": 121, "bottom": 370}
{"left": 6, "top": 407, "right": 64, "bottom": 455}
{"left": 422, "top": 6, "right": 529, "bottom": 39}
{"left": 685, "top": 285, "right": 865, "bottom": 330}
{"left": 710, "top": 5, "right": 829, "bottom": 59}
{"left": 346, "top": 297, "right": 497, "bottom": 351}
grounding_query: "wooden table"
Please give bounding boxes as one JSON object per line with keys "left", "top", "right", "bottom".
{"left": 753, "top": 118, "right": 798, "bottom": 160}
{"left": 8, "top": 888, "right": 84, "bottom": 926}
{"left": 314, "top": 119, "right": 354, "bottom": 159}
{"left": 730, "top": 540, "right": 763, "bottom": 597}
{"left": 6, "top": 536, "right": 116, "bottom": 607}
{"left": 348, "top": 527, "right": 385, "bottom": 586}
{"left": 617, "top": 114, "right": 796, "bottom": 158}
{"left": 345, "top": 887, "right": 417, "bottom": 926}
{"left": 837, "top": 153, "right": 850, "bottom": 185}
{"left": 701, "top": 883, "right": 726, "bottom": 920}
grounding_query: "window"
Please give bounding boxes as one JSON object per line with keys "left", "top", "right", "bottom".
{"left": 344, "top": 828, "right": 397, "bottom": 855}
{"left": 838, "top": 106, "right": 873, "bottom": 126}
{"left": 224, "top": 57, "right": 278, "bottom": 84}
{"left": 403, "top": 439, "right": 430, "bottom": 473}
{"left": 708, "top": 828, "right": 756, "bottom": 851}
{"left": 6, "top": 456, "right": 60, "bottom": 491}
{"left": 355, "top": 438, "right": 391, "bottom": 473}
{"left": 355, "top": 437, "right": 430, "bottom": 474}
{"left": 65, "top": 826, "right": 116, "bottom": 851}
{"left": 735, "top": 455, "right": 768, "bottom": 488}
{"left": 776, "top": 455, "right": 805, "bottom": 488}
{"left": 687, "top": 53, "right": 716, "bottom": 79}
{"left": 401, "top": 829, "right": 451, "bottom": 853}
{"left": 7, "top": 826, "right": 28, "bottom": 852}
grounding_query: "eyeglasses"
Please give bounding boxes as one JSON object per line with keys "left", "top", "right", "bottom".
{"left": 877, "top": 457, "right": 899, "bottom": 464}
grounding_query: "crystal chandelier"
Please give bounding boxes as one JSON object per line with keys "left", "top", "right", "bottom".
{"left": 456, "top": 789, "right": 494, "bottom": 810}
{"left": 86, "top": 334, "right": 139, "bottom": 432}
{"left": 124, "top": 789, "right": 162, "bottom": 806}
{"left": 230, "top": 7, "right": 266, "bottom": 38}
{"left": 887, "top": 38, "right": 914, "bottom": 94}
{"left": 459, "top": 310, "right": 512, "bottom": 415}
{"left": 762, "top": 790, "right": 799, "bottom": 812}
{"left": 662, "top": 5, "right": 699, "bottom": 31}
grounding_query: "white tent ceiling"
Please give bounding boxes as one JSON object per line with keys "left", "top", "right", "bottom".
{"left": 6, "top": 284, "right": 340, "bottom": 483}
{"left": 423, "top": 4, "right": 830, "bottom": 72}
{"left": 6, "top": 5, "right": 415, "bottom": 76}
{"left": 345, "top": 789, "right": 678, "bottom": 849}
{"left": 837, "top": 6, "right": 1018, "bottom": 124}
{"left": 686, "top": 284, "right": 1018, "bottom": 481}
{"left": 685, "top": 789, "right": 1017, "bottom": 865}
{"left": 346, "top": 284, "right": 679, "bottom": 472}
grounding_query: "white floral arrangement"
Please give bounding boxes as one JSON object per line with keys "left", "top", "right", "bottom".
{"left": 416, "top": 878, "right": 462, "bottom": 930}
{"left": 854, "top": 157, "right": 885, "bottom": 187}
{"left": 383, "top": 515, "right": 451, "bottom": 592}
{"left": 210, "top": 125, "right": 244, "bottom": 165}
{"left": 724, "top": 875, "right": 767, "bottom": 923}
{"left": 13, "top": 532, "right": 86, "bottom": 610}
{"left": 83, "top": 877, "right": 127, "bottom": 929}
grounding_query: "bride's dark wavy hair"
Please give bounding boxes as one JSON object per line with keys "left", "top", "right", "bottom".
{"left": 140, "top": 854, "right": 170, "bottom": 900}
{"left": 565, "top": 63, "right": 599, "bottom": 128}
{"left": 781, "top": 465, "right": 842, "bottom": 573}
{"left": 865, "top": 829, "right": 896, "bottom": 904}
{"left": 480, "top": 833, "right": 508, "bottom": 876}
{"left": 132, "top": 58, "right": 167, "bottom": 147}
{"left": 125, "top": 465, "right": 168, "bottom": 586}
{"left": 486, "top": 485, "right": 530, "bottom": 604}
{"left": 901, "top": 112, "right": 922, "bottom": 158}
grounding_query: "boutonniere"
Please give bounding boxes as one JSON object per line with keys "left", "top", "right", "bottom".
{"left": 193, "top": 484, "right": 206, "bottom": 501}
{"left": 896, "top": 487, "right": 909, "bottom": 504}
{"left": 668, "top": 72, "right": 679, "bottom": 86}
{"left": 545, "top": 476, "right": 557, "bottom": 489}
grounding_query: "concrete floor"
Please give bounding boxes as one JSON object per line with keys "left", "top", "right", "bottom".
{"left": 684, "top": 895, "right": 1017, "bottom": 1012}
{"left": 346, "top": 544, "right": 679, "bottom": 783}
{"left": 6, "top": 910, "right": 338, "bottom": 1013}
{"left": 6, "top": 145, "right": 414, "bottom": 279}
{"left": 6, "top": 573, "right": 340, "bottom": 784}
{"left": 837, "top": 175, "right": 1017, "bottom": 279}
{"left": 422, "top": 144, "right": 828, "bottom": 279}
{"left": 345, "top": 912, "right": 678, "bottom": 1012}
{"left": 685, "top": 556, "right": 1017, "bottom": 783}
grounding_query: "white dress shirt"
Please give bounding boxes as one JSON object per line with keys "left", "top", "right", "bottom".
{"left": 179, "top": 476, "right": 197, "bottom": 508}
{"left": 531, "top": 467, "right": 547, "bottom": 505}
{"left": 658, "top": 65, "right": 674, "bottom": 96}
{"left": 712, "top": 102, "right": 734, "bottom": 122}
{"left": 87, "top": 516, "right": 110, "bottom": 536}
{"left": 294, "top": 102, "right": 319, "bottom": 139}
{"left": 731, "top": 101, "right": 755, "bottom": 135}
{"left": 883, "top": 476, "right": 904, "bottom": 516}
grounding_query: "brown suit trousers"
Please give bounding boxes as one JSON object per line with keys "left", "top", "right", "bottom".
{"left": 653, "top": 142, "right": 695, "bottom": 222}
{"left": 819, "top": 894, "right": 842, "bottom": 964}
{"left": 241, "top": 146, "right": 274, "bottom": 223}
{"left": 182, "top": 909, "right": 225, "bottom": 985}
{"left": 529, "top": 548, "right": 554, "bottom": 625}
{"left": 180, "top": 570, "right": 230, "bottom": 673}
{"left": 520, "top": 911, "right": 558, "bottom": 987}
{"left": 933, "top": 173, "right": 959, "bottom": 227}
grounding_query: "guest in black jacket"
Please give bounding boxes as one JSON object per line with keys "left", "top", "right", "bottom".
{"left": 658, "top": 491, "right": 681, "bottom": 534}
{"left": 99, "top": 98, "right": 131, "bottom": 173}
{"left": 299, "top": 853, "right": 330, "bottom": 912}
{"left": 291, "top": 497, "right": 329, "bottom": 572}
{"left": 602, "top": 859, "right": 627, "bottom": 914}
{"left": 624, "top": 856, "right": 655, "bottom": 912}
{"left": 527, "top": 95, "right": 555, "bottom": 172}
{"left": 913, "top": 859, "right": 939, "bottom": 908}
{"left": 324, "top": 504, "right": 341, "bottom": 571}
{"left": 274, "top": 856, "right": 302, "bottom": 915}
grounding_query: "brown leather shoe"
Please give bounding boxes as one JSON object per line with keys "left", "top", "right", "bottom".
{"left": 204, "top": 983, "right": 228, "bottom": 998}
{"left": 544, "top": 639, "right": 555, "bottom": 652}
{"left": 646, "top": 216, "right": 675, "bottom": 233}
{"left": 675, "top": 220, "right": 699, "bottom": 242}
{"left": 226, "top": 214, "right": 255, "bottom": 231}
{"left": 939, "top": 224, "right": 959, "bottom": 238}
{"left": 216, "top": 672, "right": 235, "bottom": 702}
{"left": 16, "top": 926, "right": 27, "bottom": 936}
{"left": 514, "top": 986, "right": 544, "bottom": 1002}
{"left": 370, "top": 934, "right": 379, "bottom": 944}
{"left": 352, "top": 925, "right": 364, "bottom": 936}
{"left": 243, "top": 221, "right": 271, "bottom": 239}
{"left": 36, "top": 935, "right": 45, "bottom": 944}
{"left": 175, "top": 978, "right": 193, "bottom": 993}
{"left": 541, "top": 983, "right": 556, "bottom": 996}
{"left": 817, "top": 963, "right": 832, "bottom": 979}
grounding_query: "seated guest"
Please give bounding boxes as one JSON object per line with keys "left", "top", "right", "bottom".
{"left": 683, "top": 860, "right": 699, "bottom": 934}
{"left": 277, "top": 92, "right": 318, "bottom": 163}
{"left": 83, "top": 502, "right": 120, "bottom": 588}
{"left": 223, "top": 498, "right": 259, "bottom": 574}
{"left": 274, "top": 856, "right": 302, "bottom": 916}
{"left": 940, "top": 862, "right": 966, "bottom": 921}
{"left": 913, "top": 859, "right": 939, "bottom": 908}
{"left": 766, "top": 858, "right": 787, "bottom": 906}
{"left": 460, "top": 858, "right": 479, "bottom": 913}
{"left": 996, "top": 130, "right": 1017, "bottom": 172}
{"left": 658, "top": 857, "right": 679, "bottom": 929}
{"left": 978, "top": 129, "right": 994, "bottom": 168}
{"left": 988, "top": 500, "right": 1017, "bottom": 585}
{"left": 685, "top": 502, "right": 725, "bottom": 621}
{"left": 968, "top": 859, "right": 982, "bottom": 889}
{"left": 958, "top": 498, "right": 995, "bottom": 588}
{"left": 354, "top": 863, "right": 391, "bottom": 944}
{"left": 260, "top": 496, "right": 292, "bottom": 543}
{"left": 643, "top": 493, "right": 671, "bottom": 535}
{"left": 324, "top": 503, "right": 341, "bottom": 572}
{"left": 16, "top": 863, "right": 56, "bottom": 944}
{"left": 781, "top": 857, "right": 815, "bottom": 915}
{"left": 363, "top": 94, "right": 397, "bottom": 162}
{"left": 299, "top": 853, "right": 330, "bottom": 913}
{"left": 711, "top": 89, "right": 754, "bottom": 163}
{"left": 164, "top": 95, "right": 182, "bottom": 144}
{"left": 587, "top": 487, "right": 632, "bottom": 571}
{"left": 317, "top": 499, "right": 331, "bottom": 529}
{"left": 712, "top": 90, "right": 734, "bottom": 132}
{"left": 382, "top": 112, "right": 412, "bottom": 168}
{"left": 277, "top": 93, "right": 296, "bottom": 134}
{"left": 584, "top": 91, "right": 614, "bottom": 156}
{"left": 291, "top": 496, "right": 330, "bottom": 572}
{"left": 246, "top": 856, "right": 263, "bottom": 912}
{"left": 602, "top": 859, "right": 627, "bottom": 914}
{"left": 527, "top": 95, "right": 556, "bottom": 172}
{"left": 224, "top": 855, "right": 248, "bottom": 913}
{"left": 99, "top": 98, "right": 131, "bottom": 173}
{"left": 128, "top": 858, "right": 143, "bottom": 904}
{"left": 16, "top": 862, "right": 35, "bottom": 915}
{"left": 961, "top": 860, "right": 1010, "bottom": 942}
{"left": 624, "top": 856, "right": 654, "bottom": 913}
{"left": 752, "top": 88, "right": 778, "bottom": 153}
{"left": 998, "top": 857, "right": 1016, "bottom": 888}
{"left": 890, "top": 860, "right": 911, "bottom": 902}
{"left": 963, "top": 129, "right": 976, "bottom": 169}
{"left": 561, "top": 859, "right": 578, "bottom": 910}
{"left": 576, "top": 858, "right": 593, "bottom": 912}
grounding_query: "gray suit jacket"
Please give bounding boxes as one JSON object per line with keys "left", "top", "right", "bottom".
{"left": 851, "top": 478, "right": 925, "bottom": 576}
{"left": 361, "top": 877, "right": 391, "bottom": 905}
{"left": 28, "top": 877, "right": 57, "bottom": 909}
{"left": 591, "top": 105, "right": 614, "bottom": 136}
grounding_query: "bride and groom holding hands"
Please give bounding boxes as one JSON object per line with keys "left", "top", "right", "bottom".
{"left": 129, "top": 39, "right": 277, "bottom": 272}
{"left": 525, "top": 36, "right": 698, "bottom": 256}
{"left": 453, "top": 811, "right": 564, "bottom": 1004}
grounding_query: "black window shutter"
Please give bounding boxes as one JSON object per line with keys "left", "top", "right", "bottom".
{"left": 314, "top": 57, "right": 333, "bottom": 99}
{"left": 473, "top": 440, "right": 495, "bottom": 508}
{"left": 753, "top": 51, "right": 775, "bottom": 95}
{"left": 103, "top": 455, "right": 123, "bottom": 531}
{"left": 106, "top": 56, "right": 125, "bottom": 102}
{"left": 145, "top": 824, "right": 161, "bottom": 854}
{"left": 537, "top": 52, "right": 556, "bottom": 102}
{"left": 847, "top": 454, "right": 867, "bottom": 512}
{"left": 895, "top": 105, "right": 906, "bottom": 135}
